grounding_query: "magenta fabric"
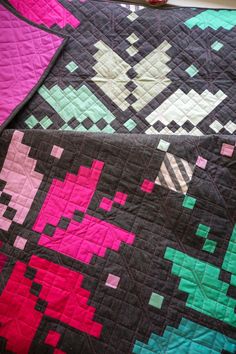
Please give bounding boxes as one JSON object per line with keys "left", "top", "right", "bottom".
{"left": 8, "top": 0, "right": 80, "bottom": 28}
{"left": 0, "top": 3, "right": 65, "bottom": 129}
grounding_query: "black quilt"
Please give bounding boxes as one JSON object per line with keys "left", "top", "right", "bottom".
{"left": 0, "top": 1, "right": 236, "bottom": 354}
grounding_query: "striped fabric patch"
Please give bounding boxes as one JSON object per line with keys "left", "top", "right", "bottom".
{"left": 155, "top": 153, "right": 194, "bottom": 194}
{"left": 120, "top": 3, "right": 144, "bottom": 11}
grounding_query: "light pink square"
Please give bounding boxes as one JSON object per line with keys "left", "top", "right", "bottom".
{"left": 220, "top": 143, "right": 234, "bottom": 157}
{"left": 114, "top": 192, "right": 127, "bottom": 206}
{"left": 105, "top": 274, "right": 120, "bottom": 289}
{"left": 51, "top": 145, "right": 64, "bottom": 159}
{"left": 141, "top": 179, "right": 155, "bottom": 193}
{"left": 13, "top": 236, "right": 27, "bottom": 250}
{"left": 196, "top": 156, "right": 207, "bottom": 169}
{"left": 99, "top": 197, "right": 113, "bottom": 211}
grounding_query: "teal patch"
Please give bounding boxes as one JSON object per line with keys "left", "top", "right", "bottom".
{"left": 186, "top": 64, "right": 198, "bottom": 77}
{"left": 203, "top": 239, "right": 217, "bottom": 253}
{"left": 149, "top": 292, "right": 164, "bottom": 309}
{"left": 133, "top": 317, "right": 236, "bottom": 354}
{"left": 25, "top": 115, "right": 53, "bottom": 129}
{"left": 222, "top": 225, "right": 236, "bottom": 276}
{"left": 38, "top": 85, "right": 116, "bottom": 133}
{"left": 164, "top": 246, "right": 236, "bottom": 327}
{"left": 182, "top": 195, "right": 196, "bottom": 209}
{"left": 211, "top": 41, "right": 224, "bottom": 51}
{"left": 185, "top": 10, "right": 236, "bottom": 30}
{"left": 124, "top": 118, "right": 136, "bottom": 131}
{"left": 196, "top": 224, "right": 211, "bottom": 238}
{"left": 157, "top": 139, "right": 170, "bottom": 152}
{"left": 65, "top": 61, "right": 78, "bottom": 73}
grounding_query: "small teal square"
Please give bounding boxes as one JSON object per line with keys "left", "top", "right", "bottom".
{"left": 203, "top": 239, "right": 217, "bottom": 253}
{"left": 157, "top": 139, "right": 170, "bottom": 152}
{"left": 124, "top": 118, "right": 136, "bottom": 131}
{"left": 149, "top": 292, "right": 164, "bottom": 309}
{"left": 211, "top": 41, "right": 223, "bottom": 51}
{"left": 186, "top": 65, "right": 198, "bottom": 77}
{"left": 66, "top": 61, "right": 78, "bottom": 73}
{"left": 182, "top": 195, "right": 196, "bottom": 210}
{"left": 196, "top": 224, "right": 211, "bottom": 238}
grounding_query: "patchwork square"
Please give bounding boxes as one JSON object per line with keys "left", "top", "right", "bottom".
{"left": 99, "top": 197, "right": 113, "bottom": 212}
{"left": 13, "top": 236, "right": 27, "bottom": 250}
{"left": 141, "top": 179, "right": 155, "bottom": 193}
{"left": 51, "top": 145, "right": 64, "bottom": 159}
{"left": 105, "top": 274, "right": 120, "bottom": 289}
{"left": 45, "top": 330, "right": 61, "bottom": 347}
{"left": 203, "top": 239, "right": 217, "bottom": 253}
{"left": 220, "top": 143, "right": 235, "bottom": 157}
{"left": 149, "top": 292, "right": 164, "bottom": 309}
{"left": 182, "top": 195, "right": 196, "bottom": 209}
{"left": 196, "top": 156, "right": 207, "bottom": 169}
{"left": 157, "top": 139, "right": 170, "bottom": 152}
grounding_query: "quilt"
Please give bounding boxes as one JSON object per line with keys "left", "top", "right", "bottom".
{"left": 0, "top": 1, "right": 236, "bottom": 354}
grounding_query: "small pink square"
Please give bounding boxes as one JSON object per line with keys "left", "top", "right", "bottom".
{"left": 105, "top": 274, "right": 120, "bottom": 289}
{"left": 51, "top": 145, "right": 64, "bottom": 159}
{"left": 141, "top": 179, "right": 155, "bottom": 193}
{"left": 99, "top": 197, "right": 113, "bottom": 211}
{"left": 13, "top": 236, "right": 27, "bottom": 250}
{"left": 220, "top": 143, "right": 234, "bottom": 157}
{"left": 45, "top": 330, "right": 61, "bottom": 347}
{"left": 113, "top": 192, "right": 127, "bottom": 206}
{"left": 196, "top": 156, "right": 207, "bottom": 169}
{"left": 54, "top": 350, "right": 66, "bottom": 354}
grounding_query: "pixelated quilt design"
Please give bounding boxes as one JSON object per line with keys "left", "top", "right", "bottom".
{"left": 6, "top": 0, "right": 236, "bottom": 135}
{"left": 0, "top": 129, "right": 236, "bottom": 353}
{"left": 0, "top": 0, "right": 66, "bottom": 133}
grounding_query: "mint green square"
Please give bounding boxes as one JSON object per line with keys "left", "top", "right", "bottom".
{"left": 211, "top": 41, "right": 223, "bottom": 51}
{"left": 124, "top": 118, "right": 136, "bottom": 131}
{"left": 186, "top": 64, "right": 198, "bottom": 77}
{"left": 25, "top": 115, "right": 38, "bottom": 128}
{"left": 40, "top": 116, "right": 53, "bottom": 129}
{"left": 182, "top": 195, "right": 196, "bottom": 210}
{"left": 196, "top": 224, "right": 211, "bottom": 238}
{"left": 157, "top": 139, "right": 170, "bottom": 152}
{"left": 203, "top": 239, "right": 217, "bottom": 253}
{"left": 149, "top": 292, "right": 164, "bottom": 309}
{"left": 66, "top": 61, "right": 78, "bottom": 73}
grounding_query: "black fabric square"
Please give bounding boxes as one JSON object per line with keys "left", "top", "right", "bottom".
{"left": 24, "top": 266, "right": 37, "bottom": 280}
{"left": 67, "top": 117, "right": 80, "bottom": 129}
{"left": 3, "top": 206, "right": 16, "bottom": 220}
{"left": 82, "top": 118, "right": 94, "bottom": 130}
{"left": 96, "top": 118, "right": 108, "bottom": 130}
{"left": 73, "top": 210, "right": 84, "bottom": 223}
{"left": 125, "top": 81, "right": 137, "bottom": 92}
{"left": 58, "top": 217, "right": 70, "bottom": 230}
{"left": 0, "top": 179, "right": 6, "bottom": 191}
{"left": 0, "top": 192, "right": 11, "bottom": 205}
{"left": 30, "top": 282, "right": 42, "bottom": 297}
{"left": 167, "top": 120, "right": 180, "bottom": 132}
{"left": 43, "top": 224, "right": 56, "bottom": 236}
{"left": 35, "top": 299, "right": 48, "bottom": 313}
{"left": 125, "top": 94, "right": 137, "bottom": 105}
{"left": 127, "top": 68, "right": 137, "bottom": 79}
{"left": 182, "top": 120, "right": 195, "bottom": 132}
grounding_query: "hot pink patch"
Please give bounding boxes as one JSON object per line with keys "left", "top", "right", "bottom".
{"left": 106, "top": 274, "right": 120, "bottom": 289}
{"left": 38, "top": 215, "right": 135, "bottom": 264}
{"left": 99, "top": 197, "right": 113, "bottom": 211}
{"left": 220, "top": 143, "right": 235, "bottom": 157}
{"left": 114, "top": 192, "right": 127, "bottom": 206}
{"left": 8, "top": 0, "right": 80, "bottom": 28}
{"left": 33, "top": 160, "right": 104, "bottom": 233}
{"left": 13, "top": 236, "right": 27, "bottom": 250}
{"left": 51, "top": 145, "right": 64, "bottom": 159}
{"left": 45, "top": 330, "right": 61, "bottom": 347}
{"left": 54, "top": 350, "right": 66, "bottom": 354}
{"left": 141, "top": 179, "right": 155, "bottom": 193}
{"left": 196, "top": 156, "right": 207, "bottom": 169}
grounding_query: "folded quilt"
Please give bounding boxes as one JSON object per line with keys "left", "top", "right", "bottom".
{"left": 0, "top": 1, "right": 236, "bottom": 354}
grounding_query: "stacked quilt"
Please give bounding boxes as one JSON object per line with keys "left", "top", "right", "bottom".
{"left": 0, "top": 1, "right": 236, "bottom": 353}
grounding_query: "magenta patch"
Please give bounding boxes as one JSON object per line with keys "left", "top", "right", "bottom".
{"left": 114, "top": 192, "right": 127, "bottom": 206}
{"left": 8, "top": 0, "right": 80, "bottom": 28}
{"left": 100, "top": 197, "right": 113, "bottom": 211}
{"left": 196, "top": 156, "right": 207, "bottom": 169}
{"left": 33, "top": 160, "right": 135, "bottom": 264}
{"left": 0, "top": 4, "right": 64, "bottom": 129}
{"left": 220, "top": 143, "right": 235, "bottom": 157}
{"left": 141, "top": 179, "right": 155, "bottom": 193}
